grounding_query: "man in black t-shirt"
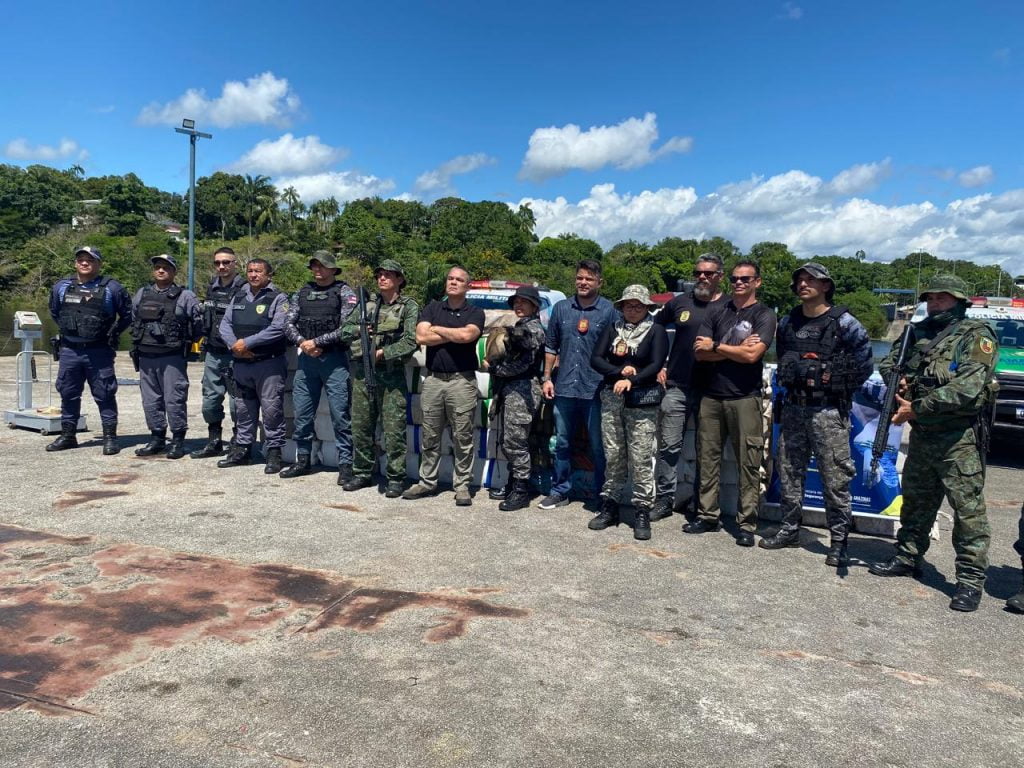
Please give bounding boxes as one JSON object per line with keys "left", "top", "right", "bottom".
{"left": 685, "top": 260, "right": 777, "bottom": 547}
{"left": 652, "top": 253, "right": 727, "bottom": 521}
{"left": 403, "top": 266, "right": 485, "bottom": 506}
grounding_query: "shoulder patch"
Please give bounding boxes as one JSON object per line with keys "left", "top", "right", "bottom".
{"left": 969, "top": 333, "right": 996, "bottom": 365}
{"left": 678, "top": 310, "right": 690, "bottom": 324}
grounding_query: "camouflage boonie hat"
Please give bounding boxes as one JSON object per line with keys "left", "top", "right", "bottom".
{"left": 920, "top": 274, "right": 969, "bottom": 301}
{"left": 614, "top": 284, "right": 657, "bottom": 309}
{"left": 791, "top": 262, "right": 835, "bottom": 298}
{"left": 374, "top": 259, "right": 406, "bottom": 287}
{"left": 308, "top": 250, "right": 341, "bottom": 272}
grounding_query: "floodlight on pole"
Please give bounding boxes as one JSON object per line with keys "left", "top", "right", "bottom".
{"left": 174, "top": 118, "right": 212, "bottom": 292}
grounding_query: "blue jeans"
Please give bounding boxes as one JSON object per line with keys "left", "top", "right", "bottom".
{"left": 292, "top": 349, "right": 352, "bottom": 465}
{"left": 551, "top": 395, "right": 605, "bottom": 498}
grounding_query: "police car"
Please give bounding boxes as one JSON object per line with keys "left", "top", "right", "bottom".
{"left": 966, "top": 300, "right": 1024, "bottom": 437}
{"left": 466, "top": 280, "right": 567, "bottom": 330}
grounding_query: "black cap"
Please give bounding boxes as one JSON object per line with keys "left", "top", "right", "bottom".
{"left": 507, "top": 285, "right": 541, "bottom": 311}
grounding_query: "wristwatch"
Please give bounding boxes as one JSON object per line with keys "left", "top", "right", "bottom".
{"left": 712, "top": 341, "right": 720, "bottom": 353}
{"left": 541, "top": 375, "right": 552, "bottom": 383}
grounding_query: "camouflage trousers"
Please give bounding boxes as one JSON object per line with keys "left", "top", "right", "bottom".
{"left": 600, "top": 388, "right": 658, "bottom": 507}
{"left": 350, "top": 366, "right": 408, "bottom": 483}
{"left": 777, "top": 404, "right": 856, "bottom": 541}
{"left": 896, "top": 426, "right": 991, "bottom": 589}
{"left": 495, "top": 379, "right": 540, "bottom": 481}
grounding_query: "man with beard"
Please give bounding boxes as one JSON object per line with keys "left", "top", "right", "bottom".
{"left": 651, "top": 253, "right": 727, "bottom": 522}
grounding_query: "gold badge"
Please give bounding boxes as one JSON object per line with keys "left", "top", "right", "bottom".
{"left": 577, "top": 318, "right": 589, "bottom": 334}
{"left": 256, "top": 304, "right": 267, "bottom": 315}
{"left": 678, "top": 310, "right": 690, "bottom": 323}
{"left": 980, "top": 338, "right": 993, "bottom": 355}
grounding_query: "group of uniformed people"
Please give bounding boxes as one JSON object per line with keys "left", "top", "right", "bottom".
{"left": 44, "top": 246, "right": 1024, "bottom": 614}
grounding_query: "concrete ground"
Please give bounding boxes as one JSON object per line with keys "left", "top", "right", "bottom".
{"left": 1, "top": 357, "right": 1022, "bottom": 768}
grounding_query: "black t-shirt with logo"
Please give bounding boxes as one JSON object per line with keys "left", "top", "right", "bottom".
{"left": 418, "top": 298, "right": 485, "bottom": 373}
{"left": 655, "top": 292, "right": 728, "bottom": 390}
{"left": 698, "top": 300, "right": 777, "bottom": 399}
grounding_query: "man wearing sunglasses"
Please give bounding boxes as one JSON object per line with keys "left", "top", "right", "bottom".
{"left": 651, "top": 254, "right": 727, "bottom": 522}
{"left": 687, "top": 260, "right": 777, "bottom": 546}
{"left": 191, "top": 247, "right": 246, "bottom": 459}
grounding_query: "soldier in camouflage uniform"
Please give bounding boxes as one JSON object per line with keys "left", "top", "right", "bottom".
{"left": 869, "top": 275, "right": 999, "bottom": 613}
{"left": 759, "top": 263, "right": 874, "bottom": 566}
{"left": 587, "top": 285, "right": 669, "bottom": 540}
{"left": 339, "top": 259, "right": 419, "bottom": 498}
{"left": 486, "top": 285, "right": 546, "bottom": 511}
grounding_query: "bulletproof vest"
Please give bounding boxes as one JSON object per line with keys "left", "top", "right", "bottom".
{"left": 296, "top": 282, "right": 344, "bottom": 343}
{"left": 908, "top": 318, "right": 996, "bottom": 418}
{"left": 131, "top": 285, "right": 186, "bottom": 354}
{"left": 202, "top": 276, "right": 243, "bottom": 350}
{"left": 229, "top": 288, "right": 286, "bottom": 358}
{"left": 350, "top": 295, "right": 414, "bottom": 361}
{"left": 57, "top": 276, "right": 114, "bottom": 341}
{"left": 777, "top": 306, "right": 854, "bottom": 398}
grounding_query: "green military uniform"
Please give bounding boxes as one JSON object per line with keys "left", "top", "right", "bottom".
{"left": 872, "top": 276, "right": 998, "bottom": 606}
{"left": 340, "top": 260, "right": 419, "bottom": 490}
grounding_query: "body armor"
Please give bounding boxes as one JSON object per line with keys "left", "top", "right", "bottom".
{"left": 908, "top": 318, "right": 997, "bottom": 425}
{"left": 777, "top": 306, "right": 855, "bottom": 402}
{"left": 132, "top": 285, "right": 187, "bottom": 355}
{"left": 296, "top": 282, "right": 344, "bottom": 345}
{"left": 202, "top": 276, "right": 244, "bottom": 351}
{"left": 57, "top": 276, "right": 113, "bottom": 342}
{"left": 230, "top": 289, "right": 286, "bottom": 359}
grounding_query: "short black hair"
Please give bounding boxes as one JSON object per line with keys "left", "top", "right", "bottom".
{"left": 732, "top": 259, "right": 760, "bottom": 278}
{"left": 246, "top": 258, "right": 273, "bottom": 275}
{"left": 576, "top": 259, "right": 602, "bottom": 277}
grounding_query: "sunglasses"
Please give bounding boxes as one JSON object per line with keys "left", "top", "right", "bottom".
{"left": 214, "top": 260, "right": 235, "bottom": 266}
{"left": 693, "top": 270, "right": 720, "bottom": 278}
{"left": 729, "top": 275, "right": 755, "bottom": 284}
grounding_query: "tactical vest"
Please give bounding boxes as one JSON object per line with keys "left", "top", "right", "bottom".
{"left": 131, "top": 285, "right": 187, "bottom": 355}
{"left": 229, "top": 288, "right": 286, "bottom": 359}
{"left": 296, "top": 282, "right": 345, "bottom": 345}
{"left": 777, "top": 306, "right": 855, "bottom": 402}
{"left": 202, "top": 276, "right": 243, "bottom": 351}
{"left": 908, "top": 318, "right": 998, "bottom": 425}
{"left": 350, "top": 295, "right": 415, "bottom": 362}
{"left": 57, "top": 276, "right": 114, "bottom": 342}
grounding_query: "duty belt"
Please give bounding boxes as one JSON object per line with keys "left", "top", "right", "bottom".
{"left": 426, "top": 370, "right": 474, "bottom": 381}
{"left": 785, "top": 391, "right": 843, "bottom": 407}
{"left": 62, "top": 339, "right": 109, "bottom": 350}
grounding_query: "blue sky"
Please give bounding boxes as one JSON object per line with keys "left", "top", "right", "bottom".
{"left": 3, "top": 1, "right": 1023, "bottom": 273}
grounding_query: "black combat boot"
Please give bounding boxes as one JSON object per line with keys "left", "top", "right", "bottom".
{"left": 759, "top": 529, "right": 800, "bottom": 550}
{"left": 280, "top": 452, "right": 311, "bottom": 478}
{"left": 825, "top": 539, "right": 849, "bottom": 568}
{"left": 190, "top": 424, "right": 224, "bottom": 459}
{"left": 264, "top": 447, "right": 283, "bottom": 474}
{"left": 135, "top": 431, "right": 167, "bottom": 456}
{"left": 499, "top": 479, "right": 531, "bottom": 511}
{"left": 868, "top": 555, "right": 922, "bottom": 578}
{"left": 101, "top": 423, "right": 120, "bottom": 455}
{"left": 1006, "top": 568, "right": 1024, "bottom": 613}
{"left": 46, "top": 422, "right": 79, "bottom": 452}
{"left": 489, "top": 476, "right": 514, "bottom": 501}
{"left": 588, "top": 497, "right": 620, "bottom": 530}
{"left": 649, "top": 496, "right": 673, "bottom": 522}
{"left": 217, "top": 443, "right": 252, "bottom": 468}
{"left": 336, "top": 463, "right": 354, "bottom": 486}
{"left": 166, "top": 431, "right": 187, "bottom": 460}
{"left": 384, "top": 481, "right": 405, "bottom": 498}
{"left": 633, "top": 506, "right": 652, "bottom": 541}
{"left": 950, "top": 583, "right": 982, "bottom": 613}
{"left": 343, "top": 476, "right": 374, "bottom": 492}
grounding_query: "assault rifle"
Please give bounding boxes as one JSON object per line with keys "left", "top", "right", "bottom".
{"left": 868, "top": 323, "right": 915, "bottom": 485}
{"left": 357, "top": 287, "right": 377, "bottom": 400}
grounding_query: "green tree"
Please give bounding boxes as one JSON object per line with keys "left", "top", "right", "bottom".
{"left": 98, "top": 173, "right": 156, "bottom": 236}
{"left": 745, "top": 241, "right": 798, "bottom": 311}
{"left": 193, "top": 172, "right": 248, "bottom": 240}
{"left": 242, "top": 174, "right": 275, "bottom": 239}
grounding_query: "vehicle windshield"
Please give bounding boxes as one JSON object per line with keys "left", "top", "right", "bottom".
{"left": 468, "top": 294, "right": 550, "bottom": 311}
{"left": 984, "top": 319, "right": 1024, "bottom": 350}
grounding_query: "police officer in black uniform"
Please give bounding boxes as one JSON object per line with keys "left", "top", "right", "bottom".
{"left": 191, "top": 247, "right": 246, "bottom": 459}
{"left": 46, "top": 246, "right": 132, "bottom": 455}
{"left": 130, "top": 255, "right": 203, "bottom": 459}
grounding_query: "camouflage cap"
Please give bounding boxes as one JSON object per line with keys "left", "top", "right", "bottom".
{"left": 613, "top": 284, "right": 657, "bottom": 309}
{"left": 920, "top": 274, "right": 969, "bottom": 301}
{"left": 308, "top": 250, "right": 341, "bottom": 272}
{"left": 791, "top": 262, "right": 835, "bottom": 297}
{"left": 374, "top": 259, "right": 406, "bottom": 287}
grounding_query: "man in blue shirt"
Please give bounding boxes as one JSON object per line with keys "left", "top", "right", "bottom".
{"left": 46, "top": 246, "right": 132, "bottom": 455}
{"left": 539, "top": 260, "right": 619, "bottom": 509}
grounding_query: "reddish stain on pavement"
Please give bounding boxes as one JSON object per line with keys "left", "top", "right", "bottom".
{"left": 52, "top": 490, "right": 130, "bottom": 511}
{"left": 0, "top": 524, "right": 527, "bottom": 715}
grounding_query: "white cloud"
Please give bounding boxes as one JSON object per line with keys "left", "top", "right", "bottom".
{"left": 957, "top": 165, "right": 994, "bottom": 188}
{"left": 137, "top": 72, "right": 300, "bottom": 128}
{"left": 92, "top": 105, "right": 116, "bottom": 114}
{"left": 780, "top": 2, "right": 803, "bottom": 20}
{"left": 230, "top": 133, "right": 346, "bottom": 175}
{"left": 275, "top": 171, "right": 395, "bottom": 204}
{"left": 517, "top": 159, "right": 1024, "bottom": 277}
{"left": 414, "top": 153, "right": 497, "bottom": 196}
{"left": 518, "top": 112, "right": 692, "bottom": 181}
{"left": 2, "top": 138, "right": 88, "bottom": 161}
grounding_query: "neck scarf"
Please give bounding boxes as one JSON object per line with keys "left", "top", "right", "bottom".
{"left": 610, "top": 314, "right": 653, "bottom": 356}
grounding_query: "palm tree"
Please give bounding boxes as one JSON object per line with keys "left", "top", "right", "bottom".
{"left": 256, "top": 188, "right": 282, "bottom": 235}
{"left": 243, "top": 174, "right": 273, "bottom": 239}
{"left": 308, "top": 196, "right": 340, "bottom": 234}
{"left": 281, "top": 186, "right": 305, "bottom": 226}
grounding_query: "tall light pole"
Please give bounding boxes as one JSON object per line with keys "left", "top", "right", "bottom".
{"left": 174, "top": 118, "right": 212, "bottom": 292}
